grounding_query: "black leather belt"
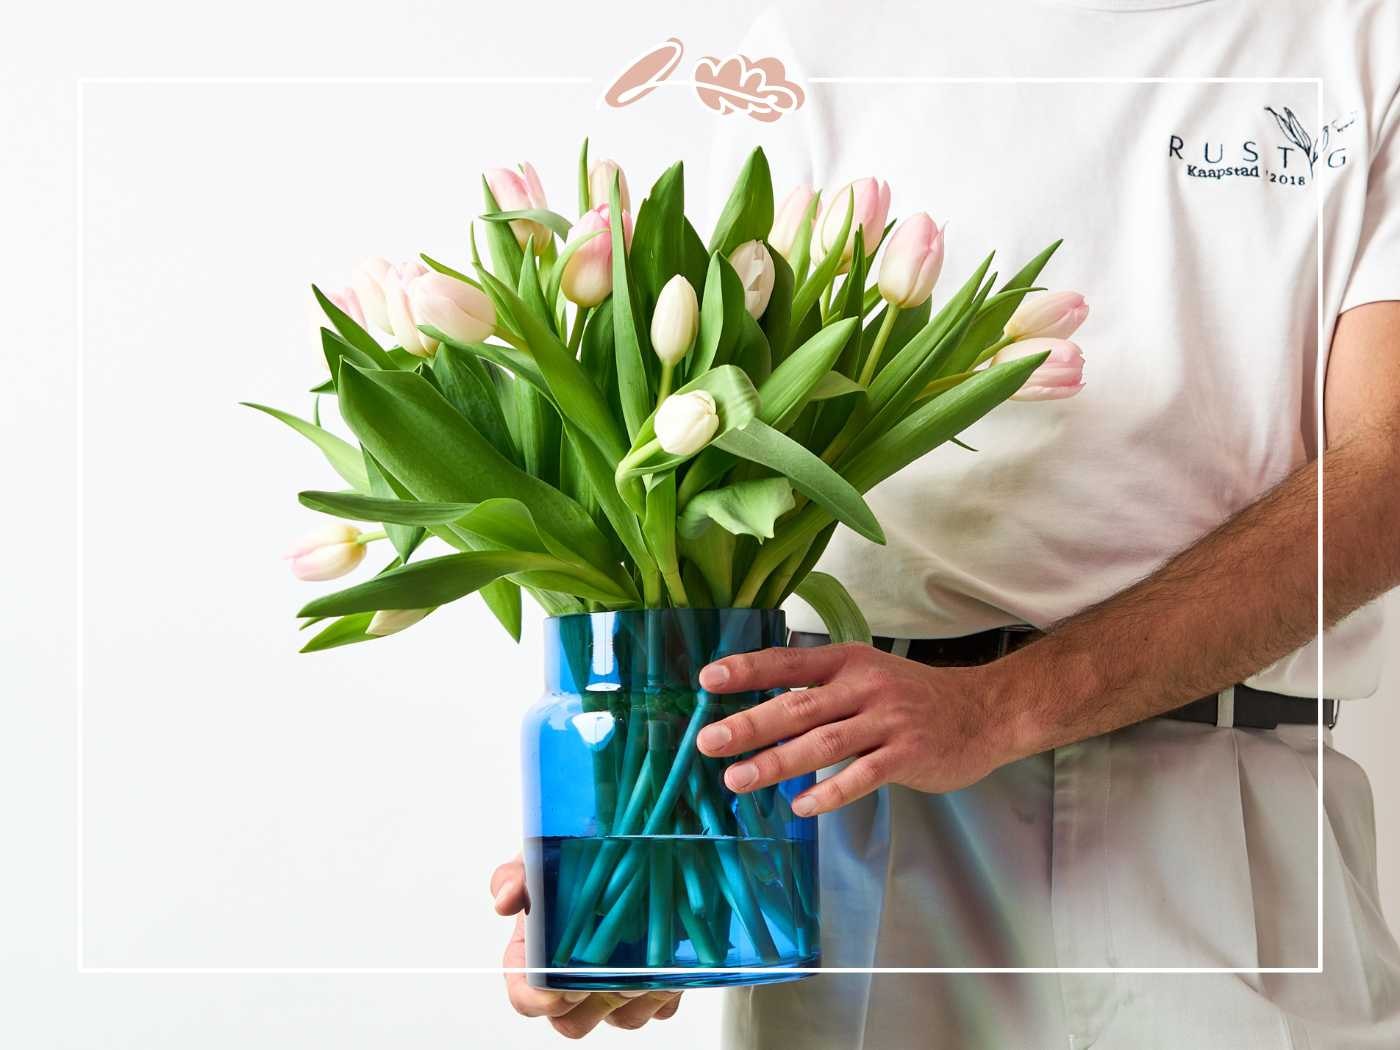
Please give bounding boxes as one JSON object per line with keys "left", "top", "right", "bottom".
{"left": 789, "top": 627, "right": 1338, "bottom": 730}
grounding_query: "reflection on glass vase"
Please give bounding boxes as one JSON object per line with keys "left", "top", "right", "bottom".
{"left": 522, "top": 608, "right": 819, "bottom": 990}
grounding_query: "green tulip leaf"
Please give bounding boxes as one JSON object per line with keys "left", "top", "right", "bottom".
{"left": 715, "top": 419, "right": 884, "bottom": 544}
{"left": 312, "top": 284, "right": 397, "bottom": 369}
{"left": 242, "top": 402, "right": 370, "bottom": 493}
{"left": 609, "top": 174, "right": 654, "bottom": 441}
{"left": 678, "top": 477, "right": 795, "bottom": 541}
{"left": 481, "top": 208, "right": 573, "bottom": 240}
{"left": 792, "top": 571, "right": 872, "bottom": 645}
{"left": 689, "top": 252, "right": 747, "bottom": 378}
{"left": 708, "top": 147, "right": 774, "bottom": 256}
{"left": 791, "top": 190, "right": 853, "bottom": 330}
{"left": 757, "top": 317, "right": 859, "bottom": 431}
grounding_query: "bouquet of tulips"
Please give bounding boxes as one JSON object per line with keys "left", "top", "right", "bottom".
{"left": 254, "top": 142, "right": 1087, "bottom": 647}
{"left": 250, "top": 141, "right": 1088, "bottom": 977}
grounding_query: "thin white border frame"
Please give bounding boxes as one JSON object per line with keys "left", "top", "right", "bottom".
{"left": 74, "top": 73, "right": 1328, "bottom": 976}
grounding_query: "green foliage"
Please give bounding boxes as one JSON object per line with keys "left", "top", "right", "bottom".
{"left": 255, "top": 148, "right": 1074, "bottom": 645}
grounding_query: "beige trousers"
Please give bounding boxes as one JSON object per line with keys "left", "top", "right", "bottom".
{"left": 722, "top": 720, "right": 1400, "bottom": 1049}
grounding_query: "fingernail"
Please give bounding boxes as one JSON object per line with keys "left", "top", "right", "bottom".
{"left": 726, "top": 762, "right": 757, "bottom": 789}
{"left": 700, "top": 664, "right": 730, "bottom": 689}
{"left": 492, "top": 885, "right": 514, "bottom": 911}
{"left": 792, "top": 795, "right": 817, "bottom": 817}
{"left": 698, "top": 723, "right": 732, "bottom": 752}
{"left": 618, "top": 990, "right": 649, "bottom": 999}
{"left": 562, "top": 991, "right": 590, "bottom": 1003}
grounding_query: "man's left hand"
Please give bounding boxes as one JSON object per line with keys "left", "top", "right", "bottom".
{"left": 696, "top": 643, "right": 1021, "bottom": 816}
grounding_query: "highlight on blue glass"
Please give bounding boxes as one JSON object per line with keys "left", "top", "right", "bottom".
{"left": 522, "top": 608, "right": 820, "bottom": 989}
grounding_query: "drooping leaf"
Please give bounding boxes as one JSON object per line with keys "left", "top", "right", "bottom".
{"left": 242, "top": 402, "right": 369, "bottom": 492}
{"left": 300, "top": 612, "right": 380, "bottom": 653}
{"left": 792, "top": 571, "right": 872, "bottom": 645}
{"left": 715, "top": 420, "right": 884, "bottom": 544}
{"left": 482, "top": 208, "right": 573, "bottom": 240}
{"left": 678, "top": 477, "right": 795, "bottom": 540}
{"left": 298, "top": 549, "right": 565, "bottom": 617}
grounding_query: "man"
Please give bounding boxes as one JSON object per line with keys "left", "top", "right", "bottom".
{"left": 493, "top": 0, "right": 1400, "bottom": 1044}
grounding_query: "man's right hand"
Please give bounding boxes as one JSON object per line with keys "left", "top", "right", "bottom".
{"left": 491, "top": 856, "right": 683, "bottom": 1039}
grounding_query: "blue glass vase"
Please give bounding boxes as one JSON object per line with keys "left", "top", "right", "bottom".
{"left": 522, "top": 608, "right": 819, "bottom": 990}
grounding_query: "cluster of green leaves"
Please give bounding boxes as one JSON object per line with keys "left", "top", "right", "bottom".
{"left": 251, "top": 142, "right": 1059, "bottom": 650}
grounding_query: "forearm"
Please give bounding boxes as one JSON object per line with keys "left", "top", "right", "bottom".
{"left": 994, "top": 431, "right": 1400, "bottom": 757}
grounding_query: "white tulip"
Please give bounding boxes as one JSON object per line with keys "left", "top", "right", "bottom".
{"left": 728, "top": 240, "right": 776, "bottom": 319}
{"left": 286, "top": 523, "right": 366, "bottom": 581}
{"left": 654, "top": 390, "right": 719, "bottom": 456}
{"left": 650, "top": 275, "right": 699, "bottom": 367}
{"left": 383, "top": 262, "right": 438, "bottom": 358}
{"left": 366, "top": 608, "right": 431, "bottom": 636}
{"left": 409, "top": 273, "right": 495, "bottom": 346}
{"left": 351, "top": 257, "right": 393, "bottom": 334}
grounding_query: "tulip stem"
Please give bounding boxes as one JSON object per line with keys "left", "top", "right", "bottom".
{"left": 657, "top": 363, "right": 675, "bottom": 403}
{"left": 356, "top": 530, "right": 387, "bottom": 544}
{"left": 857, "top": 306, "right": 900, "bottom": 387}
{"left": 971, "top": 333, "right": 1015, "bottom": 369}
{"left": 567, "top": 306, "right": 590, "bottom": 356}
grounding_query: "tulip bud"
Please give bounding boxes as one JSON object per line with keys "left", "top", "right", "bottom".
{"left": 383, "top": 261, "right": 438, "bottom": 358}
{"left": 485, "top": 162, "right": 551, "bottom": 253}
{"left": 1003, "top": 291, "right": 1090, "bottom": 341}
{"left": 561, "top": 205, "right": 632, "bottom": 308}
{"left": 409, "top": 272, "right": 495, "bottom": 346}
{"left": 650, "top": 275, "right": 699, "bottom": 366}
{"left": 877, "top": 213, "right": 944, "bottom": 309}
{"left": 728, "top": 241, "right": 776, "bottom": 319}
{"left": 324, "top": 286, "right": 366, "bottom": 328}
{"left": 769, "top": 184, "right": 817, "bottom": 260}
{"left": 817, "top": 177, "right": 891, "bottom": 273}
{"left": 654, "top": 390, "right": 720, "bottom": 456}
{"left": 351, "top": 257, "right": 394, "bottom": 334}
{"left": 287, "top": 523, "right": 367, "bottom": 581}
{"left": 366, "top": 608, "right": 431, "bottom": 637}
{"left": 992, "top": 338, "right": 1086, "bottom": 401}
{"left": 589, "top": 159, "right": 631, "bottom": 212}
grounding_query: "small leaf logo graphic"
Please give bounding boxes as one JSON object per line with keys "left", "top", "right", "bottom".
{"left": 694, "top": 55, "right": 805, "bottom": 123}
{"left": 604, "top": 38, "right": 686, "bottom": 108}
{"left": 1265, "top": 105, "right": 1329, "bottom": 173}
{"left": 602, "top": 40, "right": 806, "bottom": 123}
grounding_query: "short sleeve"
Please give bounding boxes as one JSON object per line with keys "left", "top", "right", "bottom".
{"left": 1341, "top": 85, "right": 1400, "bottom": 312}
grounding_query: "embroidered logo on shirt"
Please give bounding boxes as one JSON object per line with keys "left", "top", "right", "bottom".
{"left": 604, "top": 38, "right": 805, "bottom": 123}
{"left": 1167, "top": 107, "right": 1358, "bottom": 188}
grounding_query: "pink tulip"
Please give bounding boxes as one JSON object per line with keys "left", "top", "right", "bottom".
{"left": 286, "top": 523, "right": 366, "bottom": 581}
{"left": 769, "top": 184, "right": 817, "bottom": 260}
{"left": 410, "top": 272, "right": 495, "bottom": 346}
{"left": 877, "top": 213, "right": 944, "bottom": 309}
{"left": 382, "top": 261, "right": 438, "bottom": 358}
{"left": 1004, "top": 291, "right": 1090, "bottom": 341}
{"left": 588, "top": 159, "right": 631, "bottom": 212}
{"left": 561, "top": 204, "right": 633, "bottom": 307}
{"left": 324, "top": 286, "right": 366, "bottom": 328}
{"left": 817, "top": 177, "right": 891, "bottom": 273}
{"left": 992, "top": 338, "right": 1086, "bottom": 401}
{"left": 485, "top": 163, "right": 551, "bottom": 253}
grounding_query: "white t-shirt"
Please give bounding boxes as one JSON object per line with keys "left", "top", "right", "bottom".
{"left": 707, "top": 0, "right": 1400, "bottom": 699}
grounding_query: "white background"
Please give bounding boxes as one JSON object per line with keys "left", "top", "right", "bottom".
{"left": 6, "top": 2, "right": 1398, "bottom": 1047}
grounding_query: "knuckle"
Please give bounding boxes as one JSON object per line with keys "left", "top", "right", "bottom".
{"left": 780, "top": 688, "right": 820, "bottom": 720}
{"left": 858, "top": 752, "right": 889, "bottom": 785}
{"left": 726, "top": 709, "right": 758, "bottom": 743}
{"left": 550, "top": 1019, "right": 589, "bottom": 1040}
{"left": 812, "top": 725, "right": 847, "bottom": 762}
